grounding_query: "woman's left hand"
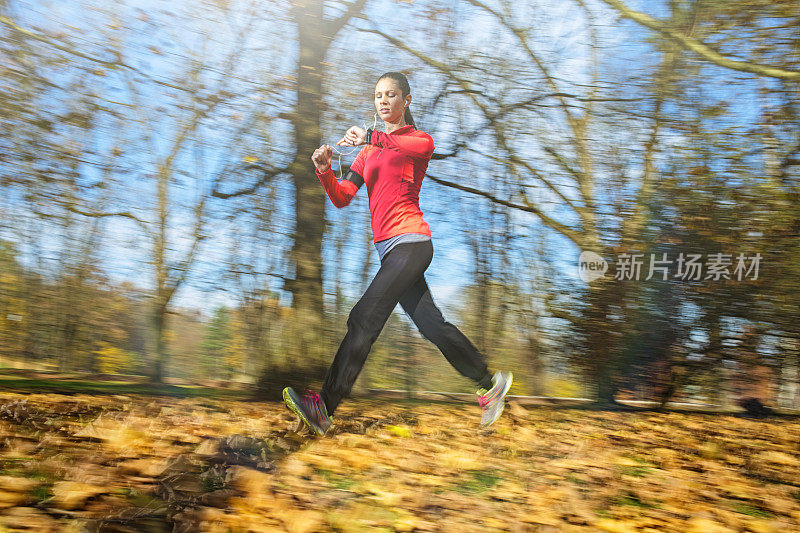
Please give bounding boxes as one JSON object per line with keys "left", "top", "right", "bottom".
{"left": 337, "top": 126, "right": 367, "bottom": 147}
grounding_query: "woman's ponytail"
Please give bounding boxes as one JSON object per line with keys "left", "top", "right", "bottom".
{"left": 404, "top": 107, "right": 415, "bottom": 128}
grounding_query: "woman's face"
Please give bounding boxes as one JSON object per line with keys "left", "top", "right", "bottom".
{"left": 374, "top": 77, "right": 410, "bottom": 124}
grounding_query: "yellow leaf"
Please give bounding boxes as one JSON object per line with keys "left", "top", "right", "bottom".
{"left": 483, "top": 517, "right": 507, "bottom": 529}
{"left": 0, "top": 475, "right": 39, "bottom": 493}
{"left": 550, "top": 459, "right": 589, "bottom": 470}
{"left": 595, "top": 518, "right": 639, "bottom": 533}
{"left": 685, "top": 517, "right": 736, "bottom": 533}
{"left": 699, "top": 441, "right": 723, "bottom": 459}
{"left": 116, "top": 458, "right": 168, "bottom": 477}
{"left": 440, "top": 449, "right": 482, "bottom": 470}
{"left": 746, "top": 519, "right": 780, "bottom": 533}
{"left": 281, "top": 509, "right": 325, "bottom": 533}
{"left": 283, "top": 456, "right": 312, "bottom": 477}
{"left": 0, "top": 491, "right": 29, "bottom": 509}
{"left": 520, "top": 509, "right": 560, "bottom": 526}
{"left": 757, "top": 451, "right": 799, "bottom": 466}
{"left": 327, "top": 448, "right": 372, "bottom": 470}
{"left": 297, "top": 452, "right": 339, "bottom": 470}
{"left": 226, "top": 466, "right": 272, "bottom": 494}
{"left": 362, "top": 481, "right": 402, "bottom": 506}
{"left": 50, "top": 481, "right": 107, "bottom": 510}
{"left": 385, "top": 425, "right": 412, "bottom": 438}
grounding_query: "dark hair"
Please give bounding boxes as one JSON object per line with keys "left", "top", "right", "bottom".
{"left": 378, "top": 71, "right": 415, "bottom": 128}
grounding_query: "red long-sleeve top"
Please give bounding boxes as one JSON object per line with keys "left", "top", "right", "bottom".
{"left": 315, "top": 124, "right": 434, "bottom": 242}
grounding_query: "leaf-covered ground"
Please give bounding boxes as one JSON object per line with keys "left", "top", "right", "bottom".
{"left": 0, "top": 391, "right": 799, "bottom": 532}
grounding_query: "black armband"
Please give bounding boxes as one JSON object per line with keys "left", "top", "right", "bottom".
{"left": 365, "top": 128, "right": 374, "bottom": 145}
{"left": 342, "top": 169, "right": 364, "bottom": 189}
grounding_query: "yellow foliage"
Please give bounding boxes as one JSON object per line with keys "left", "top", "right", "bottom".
{"left": 4, "top": 393, "right": 800, "bottom": 531}
{"left": 595, "top": 519, "right": 639, "bottom": 533}
{"left": 546, "top": 377, "right": 584, "bottom": 398}
{"left": 94, "top": 342, "right": 132, "bottom": 373}
{"left": 385, "top": 425, "right": 412, "bottom": 438}
{"left": 50, "top": 481, "right": 107, "bottom": 510}
{"left": 222, "top": 313, "right": 247, "bottom": 377}
{"left": 0, "top": 270, "right": 25, "bottom": 358}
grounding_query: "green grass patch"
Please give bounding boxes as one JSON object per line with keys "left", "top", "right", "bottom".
{"left": 452, "top": 469, "right": 503, "bottom": 494}
{"left": 328, "top": 507, "right": 396, "bottom": 533}
{"left": 116, "top": 487, "right": 168, "bottom": 509}
{"left": 316, "top": 468, "right": 356, "bottom": 490}
{"left": 201, "top": 472, "right": 226, "bottom": 493}
{"left": 30, "top": 483, "right": 52, "bottom": 503}
{"left": 618, "top": 465, "right": 652, "bottom": 477}
{"left": 0, "top": 461, "right": 60, "bottom": 486}
{"left": 728, "top": 500, "right": 772, "bottom": 518}
{"left": 614, "top": 490, "right": 658, "bottom": 509}
{"left": 0, "top": 457, "right": 31, "bottom": 477}
{"left": 0, "top": 376, "right": 247, "bottom": 400}
{"left": 29, "top": 468, "right": 59, "bottom": 483}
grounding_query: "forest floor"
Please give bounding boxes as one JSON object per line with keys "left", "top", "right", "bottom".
{"left": 0, "top": 372, "right": 799, "bottom": 532}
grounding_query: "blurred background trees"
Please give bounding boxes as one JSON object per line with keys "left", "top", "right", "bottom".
{"left": 1, "top": 0, "right": 798, "bottom": 408}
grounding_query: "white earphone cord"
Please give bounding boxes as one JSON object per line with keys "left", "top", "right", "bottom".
{"left": 331, "top": 112, "right": 379, "bottom": 180}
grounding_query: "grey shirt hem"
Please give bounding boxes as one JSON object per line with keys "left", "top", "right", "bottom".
{"left": 375, "top": 232, "right": 431, "bottom": 262}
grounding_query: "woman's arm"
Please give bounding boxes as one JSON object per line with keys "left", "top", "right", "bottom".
{"left": 366, "top": 129, "right": 434, "bottom": 159}
{"left": 316, "top": 167, "right": 361, "bottom": 208}
{"left": 339, "top": 126, "right": 434, "bottom": 160}
{"left": 312, "top": 144, "right": 362, "bottom": 208}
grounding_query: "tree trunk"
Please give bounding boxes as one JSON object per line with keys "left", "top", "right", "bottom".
{"left": 526, "top": 330, "right": 545, "bottom": 396}
{"left": 149, "top": 304, "right": 167, "bottom": 383}
{"left": 287, "top": 0, "right": 329, "bottom": 364}
{"left": 583, "top": 275, "right": 622, "bottom": 405}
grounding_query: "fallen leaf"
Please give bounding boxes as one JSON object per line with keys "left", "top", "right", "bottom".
{"left": 50, "top": 481, "right": 107, "bottom": 510}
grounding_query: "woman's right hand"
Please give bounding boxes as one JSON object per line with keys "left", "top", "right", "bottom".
{"left": 311, "top": 144, "right": 333, "bottom": 172}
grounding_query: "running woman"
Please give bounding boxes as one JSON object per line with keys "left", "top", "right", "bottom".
{"left": 283, "top": 71, "right": 512, "bottom": 435}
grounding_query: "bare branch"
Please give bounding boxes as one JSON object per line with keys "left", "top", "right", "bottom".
{"left": 596, "top": 0, "right": 800, "bottom": 81}
{"left": 328, "top": 0, "right": 369, "bottom": 35}
{"left": 0, "top": 15, "right": 194, "bottom": 92}
{"left": 543, "top": 146, "right": 584, "bottom": 183}
{"left": 462, "top": 0, "right": 576, "bottom": 120}
{"left": 459, "top": 0, "right": 601, "bottom": 237}
{"left": 426, "top": 173, "right": 585, "bottom": 248}
{"left": 464, "top": 144, "right": 587, "bottom": 223}
{"left": 211, "top": 165, "right": 290, "bottom": 199}
{"left": 64, "top": 206, "right": 147, "bottom": 228}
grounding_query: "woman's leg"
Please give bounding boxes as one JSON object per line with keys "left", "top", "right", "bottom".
{"left": 399, "top": 275, "right": 494, "bottom": 391}
{"left": 320, "top": 240, "right": 433, "bottom": 415}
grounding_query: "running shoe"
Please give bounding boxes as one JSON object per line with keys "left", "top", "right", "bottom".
{"left": 282, "top": 387, "right": 332, "bottom": 436}
{"left": 476, "top": 371, "right": 513, "bottom": 428}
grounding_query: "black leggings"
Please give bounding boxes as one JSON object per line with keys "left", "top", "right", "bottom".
{"left": 320, "top": 239, "right": 493, "bottom": 415}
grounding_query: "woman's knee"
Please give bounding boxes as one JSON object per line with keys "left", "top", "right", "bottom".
{"left": 347, "top": 306, "right": 381, "bottom": 348}
{"left": 410, "top": 293, "right": 448, "bottom": 334}
{"left": 347, "top": 300, "right": 373, "bottom": 331}
{"left": 415, "top": 314, "right": 454, "bottom": 346}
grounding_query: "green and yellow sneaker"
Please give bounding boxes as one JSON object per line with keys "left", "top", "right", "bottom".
{"left": 282, "top": 387, "right": 332, "bottom": 436}
{"left": 476, "top": 371, "right": 513, "bottom": 428}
